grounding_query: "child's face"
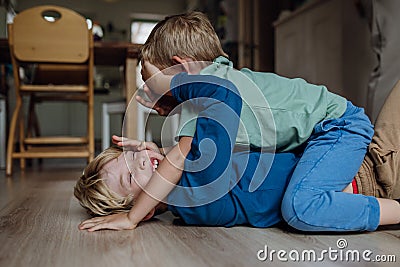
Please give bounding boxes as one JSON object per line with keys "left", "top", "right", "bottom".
{"left": 102, "top": 150, "right": 163, "bottom": 198}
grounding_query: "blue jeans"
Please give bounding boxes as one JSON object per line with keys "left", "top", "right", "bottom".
{"left": 281, "top": 101, "right": 380, "bottom": 231}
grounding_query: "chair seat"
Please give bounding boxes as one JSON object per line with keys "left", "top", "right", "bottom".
{"left": 20, "top": 84, "right": 89, "bottom": 92}
{"left": 12, "top": 146, "right": 90, "bottom": 158}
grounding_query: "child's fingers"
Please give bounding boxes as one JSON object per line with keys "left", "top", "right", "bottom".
{"left": 112, "top": 135, "right": 130, "bottom": 146}
{"left": 87, "top": 223, "right": 109, "bottom": 232}
{"left": 111, "top": 135, "right": 123, "bottom": 144}
{"left": 79, "top": 219, "right": 115, "bottom": 232}
{"left": 143, "top": 84, "right": 162, "bottom": 103}
{"left": 139, "top": 141, "right": 159, "bottom": 152}
{"left": 122, "top": 140, "right": 143, "bottom": 148}
{"left": 78, "top": 217, "right": 105, "bottom": 230}
{"left": 144, "top": 149, "right": 165, "bottom": 161}
{"left": 153, "top": 152, "right": 165, "bottom": 161}
{"left": 145, "top": 142, "right": 160, "bottom": 152}
{"left": 137, "top": 141, "right": 154, "bottom": 152}
{"left": 79, "top": 222, "right": 96, "bottom": 230}
{"left": 80, "top": 221, "right": 107, "bottom": 232}
{"left": 80, "top": 213, "right": 137, "bottom": 232}
{"left": 112, "top": 135, "right": 146, "bottom": 150}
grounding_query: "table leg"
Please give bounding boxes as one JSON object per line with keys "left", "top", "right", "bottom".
{"left": 124, "top": 57, "right": 138, "bottom": 140}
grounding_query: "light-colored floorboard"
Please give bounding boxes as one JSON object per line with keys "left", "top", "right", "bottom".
{"left": 0, "top": 164, "right": 399, "bottom": 267}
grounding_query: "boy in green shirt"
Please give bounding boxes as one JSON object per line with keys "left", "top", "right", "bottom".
{"left": 137, "top": 12, "right": 400, "bottom": 231}
{"left": 77, "top": 12, "right": 400, "bottom": 232}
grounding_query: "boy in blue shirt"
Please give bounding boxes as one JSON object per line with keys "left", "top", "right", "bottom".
{"left": 76, "top": 12, "right": 400, "bottom": 232}
{"left": 75, "top": 75, "right": 300, "bottom": 228}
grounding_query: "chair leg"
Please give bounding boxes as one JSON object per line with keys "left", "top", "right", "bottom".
{"left": 6, "top": 99, "right": 22, "bottom": 176}
{"left": 27, "top": 95, "right": 34, "bottom": 138}
{"left": 18, "top": 108, "right": 26, "bottom": 170}
{"left": 27, "top": 95, "right": 41, "bottom": 138}
{"left": 26, "top": 95, "right": 42, "bottom": 167}
{"left": 88, "top": 95, "right": 94, "bottom": 162}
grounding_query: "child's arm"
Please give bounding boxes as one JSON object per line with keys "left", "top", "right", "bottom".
{"left": 126, "top": 136, "right": 192, "bottom": 225}
{"left": 135, "top": 84, "right": 179, "bottom": 116}
{"left": 140, "top": 60, "right": 173, "bottom": 96}
{"left": 79, "top": 71, "right": 241, "bottom": 231}
{"left": 78, "top": 136, "right": 192, "bottom": 232}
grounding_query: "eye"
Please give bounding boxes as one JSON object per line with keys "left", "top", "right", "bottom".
{"left": 129, "top": 173, "right": 133, "bottom": 184}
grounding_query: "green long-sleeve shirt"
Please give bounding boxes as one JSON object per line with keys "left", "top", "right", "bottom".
{"left": 176, "top": 56, "right": 347, "bottom": 152}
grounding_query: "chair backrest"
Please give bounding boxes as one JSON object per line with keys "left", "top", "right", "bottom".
{"left": 9, "top": 5, "right": 90, "bottom": 63}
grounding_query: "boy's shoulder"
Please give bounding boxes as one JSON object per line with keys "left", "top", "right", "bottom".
{"left": 202, "top": 56, "right": 295, "bottom": 87}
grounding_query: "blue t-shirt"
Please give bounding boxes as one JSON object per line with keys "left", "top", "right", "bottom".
{"left": 166, "top": 73, "right": 299, "bottom": 227}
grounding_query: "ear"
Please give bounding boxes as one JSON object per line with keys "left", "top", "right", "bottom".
{"left": 141, "top": 208, "right": 156, "bottom": 221}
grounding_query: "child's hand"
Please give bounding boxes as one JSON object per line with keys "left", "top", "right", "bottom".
{"left": 112, "top": 135, "right": 160, "bottom": 153}
{"left": 78, "top": 213, "right": 137, "bottom": 232}
{"left": 136, "top": 84, "right": 179, "bottom": 116}
{"left": 140, "top": 60, "right": 162, "bottom": 82}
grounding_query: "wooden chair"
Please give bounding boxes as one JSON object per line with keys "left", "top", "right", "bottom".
{"left": 6, "top": 5, "right": 94, "bottom": 175}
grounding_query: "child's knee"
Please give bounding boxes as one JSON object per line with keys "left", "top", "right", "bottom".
{"left": 281, "top": 188, "right": 323, "bottom": 231}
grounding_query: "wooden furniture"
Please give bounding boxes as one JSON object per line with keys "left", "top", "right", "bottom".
{"left": 1, "top": 38, "right": 142, "bottom": 173}
{"left": 0, "top": 96, "right": 5, "bottom": 169}
{"left": 6, "top": 5, "right": 95, "bottom": 175}
{"left": 274, "top": 0, "right": 375, "bottom": 109}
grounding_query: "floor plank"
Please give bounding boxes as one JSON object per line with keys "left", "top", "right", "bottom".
{"left": 0, "top": 164, "right": 399, "bottom": 267}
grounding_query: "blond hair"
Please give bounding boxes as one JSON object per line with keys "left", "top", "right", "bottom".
{"left": 140, "top": 11, "right": 228, "bottom": 70}
{"left": 74, "top": 147, "right": 134, "bottom": 216}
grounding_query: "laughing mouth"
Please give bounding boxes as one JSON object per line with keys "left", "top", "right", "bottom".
{"left": 151, "top": 158, "right": 159, "bottom": 171}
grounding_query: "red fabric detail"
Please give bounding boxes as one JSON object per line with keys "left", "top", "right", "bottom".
{"left": 352, "top": 179, "right": 358, "bottom": 194}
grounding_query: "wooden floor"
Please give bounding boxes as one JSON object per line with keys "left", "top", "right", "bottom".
{"left": 0, "top": 161, "right": 399, "bottom": 267}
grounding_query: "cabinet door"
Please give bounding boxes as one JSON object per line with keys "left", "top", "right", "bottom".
{"left": 275, "top": 14, "right": 310, "bottom": 80}
{"left": 306, "top": 0, "right": 343, "bottom": 95}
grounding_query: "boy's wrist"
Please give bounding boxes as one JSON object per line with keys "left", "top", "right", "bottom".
{"left": 127, "top": 209, "right": 142, "bottom": 225}
{"left": 150, "top": 74, "right": 173, "bottom": 95}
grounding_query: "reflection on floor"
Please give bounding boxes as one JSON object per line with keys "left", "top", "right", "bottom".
{"left": 0, "top": 162, "right": 399, "bottom": 267}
